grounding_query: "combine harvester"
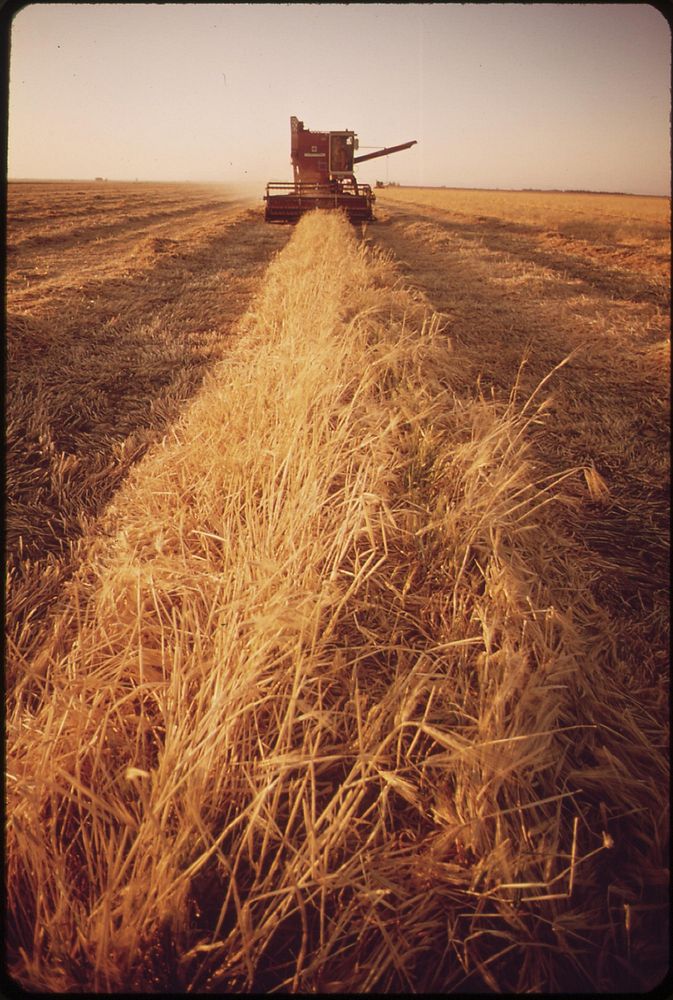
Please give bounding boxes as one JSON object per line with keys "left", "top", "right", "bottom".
{"left": 264, "top": 116, "right": 417, "bottom": 223}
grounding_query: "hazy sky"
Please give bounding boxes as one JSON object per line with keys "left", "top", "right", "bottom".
{"left": 7, "top": 2, "right": 671, "bottom": 194}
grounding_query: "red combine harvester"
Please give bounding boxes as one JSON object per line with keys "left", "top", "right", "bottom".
{"left": 264, "top": 116, "right": 417, "bottom": 223}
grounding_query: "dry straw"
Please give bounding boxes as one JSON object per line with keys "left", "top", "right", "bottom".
{"left": 5, "top": 187, "right": 285, "bottom": 692}
{"left": 6, "top": 210, "right": 668, "bottom": 992}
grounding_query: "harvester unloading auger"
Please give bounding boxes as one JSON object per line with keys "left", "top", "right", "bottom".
{"left": 264, "top": 116, "right": 417, "bottom": 223}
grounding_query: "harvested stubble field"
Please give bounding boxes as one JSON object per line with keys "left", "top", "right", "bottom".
{"left": 5, "top": 181, "right": 670, "bottom": 993}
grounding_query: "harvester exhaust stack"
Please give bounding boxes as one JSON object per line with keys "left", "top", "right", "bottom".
{"left": 264, "top": 117, "right": 417, "bottom": 223}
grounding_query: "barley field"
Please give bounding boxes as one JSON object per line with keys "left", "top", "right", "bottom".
{"left": 5, "top": 182, "right": 670, "bottom": 992}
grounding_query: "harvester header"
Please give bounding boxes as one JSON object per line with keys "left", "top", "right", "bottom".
{"left": 264, "top": 116, "right": 417, "bottom": 223}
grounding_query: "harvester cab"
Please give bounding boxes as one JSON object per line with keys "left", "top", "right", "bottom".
{"left": 264, "top": 116, "right": 417, "bottom": 223}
